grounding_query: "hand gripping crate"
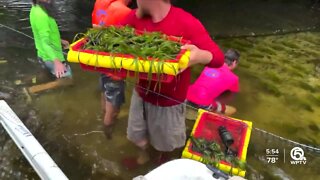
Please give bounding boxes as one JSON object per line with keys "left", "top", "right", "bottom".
{"left": 182, "top": 109, "right": 252, "bottom": 177}
{"left": 67, "top": 33, "right": 190, "bottom": 83}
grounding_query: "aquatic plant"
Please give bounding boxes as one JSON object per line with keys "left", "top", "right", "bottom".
{"left": 190, "top": 136, "right": 246, "bottom": 175}
{"left": 268, "top": 43, "right": 286, "bottom": 51}
{"left": 297, "top": 81, "right": 317, "bottom": 93}
{"left": 81, "top": 26, "right": 181, "bottom": 60}
{"left": 307, "top": 95, "right": 320, "bottom": 106}
{"left": 73, "top": 26, "right": 185, "bottom": 90}
{"left": 249, "top": 53, "right": 265, "bottom": 59}
{"left": 257, "top": 47, "right": 277, "bottom": 55}
{"left": 283, "top": 94, "right": 314, "bottom": 112}
{"left": 264, "top": 71, "right": 281, "bottom": 83}
{"left": 260, "top": 80, "right": 282, "bottom": 97}
{"left": 281, "top": 40, "right": 300, "bottom": 49}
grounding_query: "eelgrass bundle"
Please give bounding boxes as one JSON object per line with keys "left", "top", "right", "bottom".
{"left": 79, "top": 26, "right": 182, "bottom": 60}
{"left": 190, "top": 136, "right": 246, "bottom": 175}
{"left": 71, "top": 26, "right": 188, "bottom": 91}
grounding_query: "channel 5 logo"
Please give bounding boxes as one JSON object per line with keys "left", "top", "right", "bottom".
{"left": 290, "top": 147, "right": 307, "bottom": 165}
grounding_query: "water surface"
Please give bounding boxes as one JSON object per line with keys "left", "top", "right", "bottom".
{"left": 0, "top": 0, "right": 319, "bottom": 179}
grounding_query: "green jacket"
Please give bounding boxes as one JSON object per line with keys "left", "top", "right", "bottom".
{"left": 30, "top": 5, "right": 64, "bottom": 61}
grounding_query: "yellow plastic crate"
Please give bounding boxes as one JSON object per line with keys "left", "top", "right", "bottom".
{"left": 182, "top": 109, "right": 252, "bottom": 177}
{"left": 67, "top": 36, "right": 190, "bottom": 76}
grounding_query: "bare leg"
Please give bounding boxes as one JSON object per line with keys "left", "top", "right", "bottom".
{"left": 103, "top": 98, "right": 119, "bottom": 126}
{"left": 102, "top": 93, "right": 120, "bottom": 139}
{"left": 155, "top": 151, "right": 171, "bottom": 165}
{"left": 121, "top": 140, "right": 150, "bottom": 170}
{"left": 101, "top": 93, "right": 106, "bottom": 114}
{"left": 136, "top": 140, "right": 150, "bottom": 165}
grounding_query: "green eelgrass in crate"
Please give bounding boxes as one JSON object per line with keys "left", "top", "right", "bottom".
{"left": 182, "top": 109, "right": 253, "bottom": 177}
{"left": 68, "top": 26, "right": 190, "bottom": 88}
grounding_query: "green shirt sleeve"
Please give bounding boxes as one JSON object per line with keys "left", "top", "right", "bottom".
{"left": 33, "top": 8, "right": 63, "bottom": 61}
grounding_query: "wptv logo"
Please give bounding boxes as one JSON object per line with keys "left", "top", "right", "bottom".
{"left": 290, "top": 147, "right": 307, "bottom": 165}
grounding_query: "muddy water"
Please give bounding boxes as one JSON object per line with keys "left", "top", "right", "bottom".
{"left": 0, "top": 0, "right": 320, "bottom": 179}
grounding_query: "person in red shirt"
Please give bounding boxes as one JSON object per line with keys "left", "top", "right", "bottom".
{"left": 122, "top": 0, "right": 224, "bottom": 166}
{"left": 92, "top": 0, "right": 132, "bottom": 27}
{"left": 92, "top": 0, "right": 132, "bottom": 139}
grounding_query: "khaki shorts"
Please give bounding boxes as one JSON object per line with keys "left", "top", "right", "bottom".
{"left": 127, "top": 90, "right": 186, "bottom": 152}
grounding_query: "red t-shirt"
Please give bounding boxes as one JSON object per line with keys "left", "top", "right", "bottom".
{"left": 92, "top": 0, "right": 131, "bottom": 26}
{"left": 187, "top": 64, "right": 239, "bottom": 106}
{"left": 92, "top": 0, "right": 131, "bottom": 80}
{"left": 122, "top": 6, "right": 224, "bottom": 106}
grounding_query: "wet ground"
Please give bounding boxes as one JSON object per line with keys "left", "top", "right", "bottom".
{"left": 0, "top": 0, "right": 320, "bottom": 179}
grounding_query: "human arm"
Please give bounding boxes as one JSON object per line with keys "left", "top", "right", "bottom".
{"left": 229, "top": 79, "right": 240, "bottom": 93}
{"left": 217, "top": 81, "right": 239, "bottom": 103}
{"left": 216, "top": 91, "right": 238, "bottom": 105}
{"left": 92, "top": 24, "right": 102, "bottom": 28}
{"left": 181, "top": 44, "right": 213, "bottom": 66}
{"left": 61, "top": 39, "right": 69, "bottom": 49}
{"left": 34, "top": 12, "right": 66, "bottom": 78}
{"left": 218, "top": 75, "right": 239, "bottom": 100}
{"left": 182, "top": 19, "right": 224, "bottom": 68}
{"left": 53, "top": 60, "right": 67, "bottom": 78}
{"left": 34, "top": 11, "right": 63, "bottom": 62}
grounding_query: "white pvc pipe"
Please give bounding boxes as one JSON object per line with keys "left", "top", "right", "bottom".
{"left": 0, "top": 100, "right": 68, "bottom": 180}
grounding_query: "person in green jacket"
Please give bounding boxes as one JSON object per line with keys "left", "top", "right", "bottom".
{"left": 30, "top": 0, "right": 72, "bottom": 79}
